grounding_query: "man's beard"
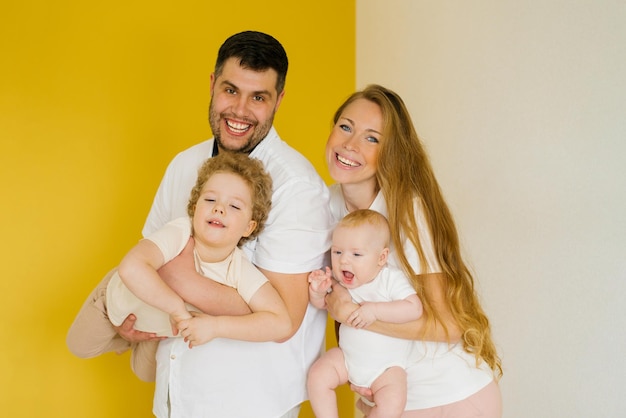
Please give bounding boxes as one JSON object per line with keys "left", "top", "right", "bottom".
{"left": 209, "top": 100, "right": 274, "bottom": 154}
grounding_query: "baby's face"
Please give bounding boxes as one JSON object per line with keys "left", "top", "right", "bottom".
{"left": 330, "top": 224, "right": 388, "bottom": 289}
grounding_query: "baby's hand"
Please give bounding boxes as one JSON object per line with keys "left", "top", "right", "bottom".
{"left": 308, "top": 266, "right": 332, "bottom": 294}
{"left": 346, "top": 303, "right": 376, "bottom": 329}
{"left": 178, "top": 311, "right": 216, "bottom": 348}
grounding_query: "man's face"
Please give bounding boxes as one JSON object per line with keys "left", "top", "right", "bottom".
{"left": 209, "top": 57, "right": 285, "bottom": 153}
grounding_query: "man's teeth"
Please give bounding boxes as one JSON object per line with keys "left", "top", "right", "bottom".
{"left": 227, "top": 120, "right": 250, "bottom": 133}
{"left": 337, "top": 154, "right": 359, "bottom": 167}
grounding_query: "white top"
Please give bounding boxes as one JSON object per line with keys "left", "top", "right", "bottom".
{"left": 340, "top": 265, "right": 417, "bottom": 387}
{"left": 106, "top": 217, "right": 267, "bottom": 337}
{"left": 328, "top": 184, "right": 440, "bottom": 274}
{"left": 328, "top": 184, "right": 493, "bottom": 409}
{"left": 147, "top": 128, "right": 333, "bottom": 418}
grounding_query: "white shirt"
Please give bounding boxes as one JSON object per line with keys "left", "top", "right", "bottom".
{"left": 340, "top": 265, "right": 417, "bottom": 387}
{"left": 328, "top": 184, "right": 493, "bottom": 409}
{"left": 328, "top": 184, "right": 441, "bottom": 274}
{"left": 146, "top": 128, "right": 333, "bottom": 418}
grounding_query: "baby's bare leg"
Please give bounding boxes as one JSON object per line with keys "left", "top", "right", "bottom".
{"left": 306, "top": 347, "right": 349, "bottom": 418}
{"left": 368, "top": 366, "right": 407, "bottom": 418}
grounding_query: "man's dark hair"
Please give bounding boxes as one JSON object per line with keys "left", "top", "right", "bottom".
{"left": 215, "top": 31, "right": 288, "bottom": 94}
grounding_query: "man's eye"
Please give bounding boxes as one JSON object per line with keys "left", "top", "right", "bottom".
{"left": 226, "top": 88, "right": 236, "bottom": 94}
{"left": 253, "top": 95, "right": 264, "bottom": 102}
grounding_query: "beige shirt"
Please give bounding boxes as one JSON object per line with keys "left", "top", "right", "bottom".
{"left": 106, "top": 217, "right": 267, "bottom": 337}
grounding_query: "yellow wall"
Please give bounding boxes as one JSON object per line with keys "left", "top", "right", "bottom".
{"left": 0, "top": 1, "right": 354, "bottom": 416}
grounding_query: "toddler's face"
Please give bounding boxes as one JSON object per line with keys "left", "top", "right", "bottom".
{"left": 193, "top": 171, "right": 256, "bottom": 250}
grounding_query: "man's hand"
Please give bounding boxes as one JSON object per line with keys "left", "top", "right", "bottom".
{"left": 114, "top": 314, "right": 166, "bottom": 344}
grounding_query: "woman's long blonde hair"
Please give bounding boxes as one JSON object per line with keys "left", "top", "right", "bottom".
{"left": 333, "top": 85, "right": 502, "bottom": 377}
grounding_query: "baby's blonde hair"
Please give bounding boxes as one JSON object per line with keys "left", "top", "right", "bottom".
{"left": 337, "top": 209, "right": 390, "bottom": 248}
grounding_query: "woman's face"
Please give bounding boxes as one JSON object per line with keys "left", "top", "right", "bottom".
{"left": 325, "top": 98, "right": 383, "bottom": 187}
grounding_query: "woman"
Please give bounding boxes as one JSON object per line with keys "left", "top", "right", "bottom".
{"left": 324, "top": 84, "right": 502, "bottom": 417}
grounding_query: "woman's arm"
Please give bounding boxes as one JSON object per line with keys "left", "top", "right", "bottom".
{"left": 326, "top": 273, "right": 462, "bottom": 342}
{"left": 178, "top": 281, "right": 292, "bottom": 347}
{"left": 346, "top": 294, "right": 423, "bottom": 329}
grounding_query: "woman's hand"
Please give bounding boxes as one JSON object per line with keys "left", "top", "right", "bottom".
{"left": 325, "top": 280, "right": 358, "bottom": 323}
{"left": 351, "top": 383, "right": 374, "bottom": 417}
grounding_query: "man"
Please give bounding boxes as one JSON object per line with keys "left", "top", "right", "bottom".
{"left": 74, "top": 31, "right": 333, "bottom": 418}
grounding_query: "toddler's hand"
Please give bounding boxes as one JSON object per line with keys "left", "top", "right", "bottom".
{"left": 169, "top": 309, "right": 192, "bottom": 336}
{"left": 178, "top": 311, "right": 216, "bottom": 348}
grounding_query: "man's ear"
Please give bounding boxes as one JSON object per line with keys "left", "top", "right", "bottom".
{"left": 209, "top": 72, "right": 216, "bottom": 91}
{"left": 275, "top": 89, "right": 286, "bottom": 111}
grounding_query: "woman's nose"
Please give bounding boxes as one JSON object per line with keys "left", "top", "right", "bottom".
{"left": 342, "top": 136, "right": 357, "bottom": 151}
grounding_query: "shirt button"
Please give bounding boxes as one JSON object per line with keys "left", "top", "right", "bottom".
{"left": 170, "top": 354, "right": 176, "bottom": 360}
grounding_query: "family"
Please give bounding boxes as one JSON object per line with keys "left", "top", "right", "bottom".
{"left": 67, "top": 30, "right": 503, "bottom": 418}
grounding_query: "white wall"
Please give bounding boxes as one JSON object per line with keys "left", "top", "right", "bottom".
{"left": 356, "top": 1, "right": 626, "bottom": 417}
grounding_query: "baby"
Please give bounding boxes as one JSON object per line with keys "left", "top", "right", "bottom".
{"left": 307, "top": 209, "right": 423, "bottom": 418}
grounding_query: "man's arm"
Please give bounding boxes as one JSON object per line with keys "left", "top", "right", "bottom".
{"left": 158, "top": 237, "right": 251, "bottom": 316}
{"left": 258, "top": 267, "right": 310, "bottom": 342}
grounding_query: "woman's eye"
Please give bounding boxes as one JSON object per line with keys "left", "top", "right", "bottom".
{"left": 204, "top": 198, "right": 215, "bottom": 202}
{"left": 230, "top": 205, "right": 241, "bottom": 210}
{"left": 339, "top": 124, "right": 351, "bottom": 133}
{"left": 366, "top": 136, "right": 379, "bottom": 144}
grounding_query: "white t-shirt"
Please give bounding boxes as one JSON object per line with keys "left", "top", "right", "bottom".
{"left": 147, "top": 128, "right": 333, "bottom": 418}
{"left": 106, "top": 217, "right": 268, "bottom": 337}
{"left": 340, "top": 265, "right": 417, "bottom": 387}
{"left": 328, "top": 184, "right": 493, "bottom": 409}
